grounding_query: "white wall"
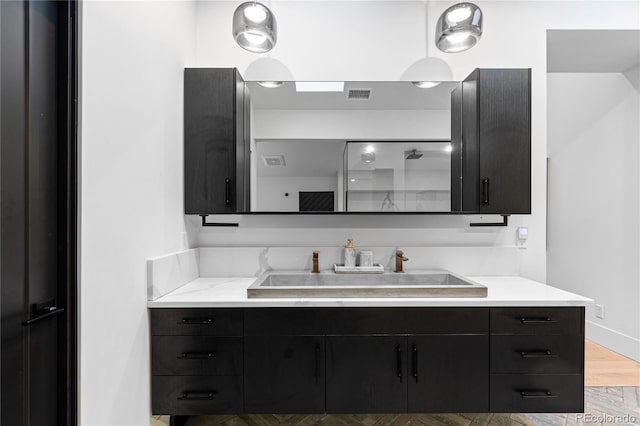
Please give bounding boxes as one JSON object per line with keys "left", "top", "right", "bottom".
{"left": 193, "top": 0, "right": 640, "bottom": 283}
{"left": 81, "top": 1, "right": 195, "bottom": 424}
{"left": 253, "top": 109, "right": 450, "bottom": 140}
{"left": 547, "top": 72, "right": 640, "bottom": 361}
{"left": 258, "top": 176, "right": 338, "bottom": 211}
{"left": 78, "top": 2, "right": 640, "bottom": 423}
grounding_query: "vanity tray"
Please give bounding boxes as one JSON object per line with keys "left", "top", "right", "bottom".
{"left": 334, "top": 264, "right": 385, "bottom": 274}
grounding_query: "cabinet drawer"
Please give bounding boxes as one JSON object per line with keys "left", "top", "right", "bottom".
{"left": 490, "top": 308, "right": 583, "bottom": 335}
{"left": 326, "top": 308, "right": 489, "bottom": 335}
{"left": 152, "top": 336, "right": 242, "bottom": 376}
{"left": 490, "top": 374, "right": 583, "bottom": 413}
{"left": 151, "top": 375, "right": 242, "bottom": 415}
{"left": 491, "top": 335, "right": 583, "bottom": 374}
{"left": 150, "top": 308, "right": 242, "bottom": 336}
{"left": 245, "top": 308, "right": 488, "bottom": 335}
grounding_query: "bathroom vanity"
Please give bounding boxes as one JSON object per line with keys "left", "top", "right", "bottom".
{"left": 162, "top": 64, "right": 582, "bottom": 423}
{"left": 148, "top": 275, "right": 590, "bottom": 421}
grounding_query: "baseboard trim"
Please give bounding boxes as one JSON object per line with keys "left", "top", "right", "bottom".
{"left": 586, "top": 320, "right": 640, "bottom": 362}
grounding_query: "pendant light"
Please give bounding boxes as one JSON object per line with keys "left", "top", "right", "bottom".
{"left": 232, "top": 1, "right": 277, "bottom": 53}
{"left": 257, "top": 81, "right": 283, "bottom": 88}
{"left": 401, "top": 57, "right": 453, "bottom": 90}
{"left": 435, "top": 2, "right": 483, "bottom": 53}
{"left": 244, "top": 58, "right": 295, "bottom": 89}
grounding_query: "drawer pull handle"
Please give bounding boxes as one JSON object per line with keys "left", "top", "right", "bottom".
{"left": 396, "top": 345, "right": 402, "bottom": 381}
{"left": 520, "top": 390, "right": 557, "bottom": 399}
{"left": 520, "top": 317, "right": 557, "bottom": 324}
{"left": 520, "top": 350, "right": 558, "bottom": 359}
{"left": 179, "top": 318, "right": 214, "bottom": 325}
{"left": 412, "top": 345, "right": 418, "bottom": 382}
{"left": 482, "top": 178, "right": 490, "bottom": 206}
{"left": 178, "top": 391, "right": 216, "bottom": 401}
{"left": 314, "top": 344, "right": 320, "bottom": 384}
{"left": 225, "top": 178, "right": 232, "bottom": 205}
{"left": 179, "top": 351, "right": 215, "bottom": 360}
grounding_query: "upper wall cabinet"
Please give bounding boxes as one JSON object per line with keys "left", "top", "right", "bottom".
{"left": 453, "top": 68, "right": 531, "bottom": 214}
{"left": 184, "top": 68, "right": 531, "bottom": 215}
{"left": 184, "top": 68, "right": 250, "bottom": 214}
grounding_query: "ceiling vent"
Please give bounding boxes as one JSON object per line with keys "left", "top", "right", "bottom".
{"left": 262, "top": 155, "right": 286, "bottom": 166}
{"left": 347, "top": 89, "right": 372, "bottom": 101}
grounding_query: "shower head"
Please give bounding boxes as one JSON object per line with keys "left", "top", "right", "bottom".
{"left": 406, "top": 149, "right": 423, "bottom": 160}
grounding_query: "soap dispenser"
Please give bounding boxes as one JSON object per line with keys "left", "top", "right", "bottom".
{"left": 344, "top": 239, "right": 356, "bottom": 267}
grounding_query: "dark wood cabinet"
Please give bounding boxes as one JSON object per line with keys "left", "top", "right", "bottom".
{"left": 151, "top": 336, "right": 243, "bottom": 376}
{"left": 489, "top": 307, "right": 584, "bottom": 413}
{"left": 183, "top": 68, "right": 530, "bottom": 216}
{"left": 150, "top": 309, "right": 244, "bottom": 417}
{"left": 152, "top": 375, "right": 243, "bottom": 415}
{"left": 244, "top": 336, "right": 325, "bottom": 413}
{"left": 454, "top": 68, "right": 531, "bottom": 214}
{"left": 408, "top": 335, "right": 489, "bottom": 413}
{"left": 184, "top": 68, "right": 250, "bottom": 214}
{"left": 326, "top": 336, "right": 407, "bottom": 413}
{"left": 150, "top": 306, "right": 583, "bottom": 417}
{"left": 450, "top": 84, "right": 463, "bottom": 212}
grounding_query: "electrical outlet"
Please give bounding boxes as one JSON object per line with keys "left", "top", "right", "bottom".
{"left": 595, "top": 304, "right": 605, "bottom": 319}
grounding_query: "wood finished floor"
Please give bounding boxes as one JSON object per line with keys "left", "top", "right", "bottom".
{"left": 152, "top": 341, "right": 640, "bottom": 426}
{"left": 585, "top": 340, "right": 640, "bottom": 387}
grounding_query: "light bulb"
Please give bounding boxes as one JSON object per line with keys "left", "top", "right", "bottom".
{"left": 244, "top": 4, "right": 267, "bottom": 23}
{"left": 446, "top": 6, "right": 472, "bottom": 23}
{"left": 446, "top": 31, "right": 472, "bottom": 44}
{"left": 412, "top": 82, "right": 441, "bottom": 89}
{"left": 243, "top": 32, "right": 267, "bottom": 45}
{"left": 445, "top": 144, "right": 453, "bottom": 153}
{"left": 258, "top": 81, "right": 283, "bottom": 88}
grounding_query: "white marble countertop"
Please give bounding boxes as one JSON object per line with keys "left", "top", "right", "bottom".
{"left": 147, "top": 273, "right": 593, "bottom": 308}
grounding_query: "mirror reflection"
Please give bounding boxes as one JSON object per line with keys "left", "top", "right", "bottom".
{"left": 346, "top": 141, "right": 451, "bottom": 212}
{"left": 248, "top": 81, "right": 459, "bottom": 213}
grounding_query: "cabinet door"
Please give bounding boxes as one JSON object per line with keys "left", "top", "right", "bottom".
{"left": 184, "top": 68, "right": 241, "bottom": 214}
{"left": 241, "top": 77, "right": 251, "bottom": 211}
{"left": 408, "top": 335, "right": 488, "bottom": 413}
{"left": 326, "top": 336, "right": 407, "bottom": 413}
{"left": 478, "top": 69, "right": 531, "bottom": 214}
{"left": 450, "top": 84, "right": 463, "bottom": 212}
{"left": 244, "top": 336, "right": 324, "bottom": 413}
{"left": 461, "top": 69, "right": 480, "bottom": 212}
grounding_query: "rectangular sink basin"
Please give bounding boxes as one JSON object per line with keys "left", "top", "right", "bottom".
{"left": 247, "top": 271, "right": 487, "bottom": 298}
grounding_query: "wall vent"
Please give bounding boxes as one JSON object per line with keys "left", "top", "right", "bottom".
{"left": 262, "top": 155, "right": 286, "bottom": 166}
{"left": 347, "top": 89, "right": 372, "bottom": 100}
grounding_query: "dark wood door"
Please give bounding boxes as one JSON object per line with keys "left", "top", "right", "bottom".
{"left": 450, "top": 84, "right": 463, "bottom": 211}
{"left": 407, "top": 335, "right": 489, "bottom": 413}
{"left": 326, "top": 336, "right": 407, "bottom": 413}
{"left": 244, "top": 336, "right": 325, "bottom": 413}
{"left": 1, "top": 1, "right": 77, "bottom": 425}
{"left": 478, "top": 69, "right": 531, "bottom": 214}
{"left": 184, "top": 68, "right": 248, "bottom": 214}
{"left": 461, "top": 69, "right": 480, "bottom": 212}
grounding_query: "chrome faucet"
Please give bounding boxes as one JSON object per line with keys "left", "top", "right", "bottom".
{"left": 395, "top": 250, "right": 408, "bottom": 273}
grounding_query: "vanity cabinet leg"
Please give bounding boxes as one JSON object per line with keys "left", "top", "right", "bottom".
{"left": 170, "top": 415, "right": 189, "bottom": 426}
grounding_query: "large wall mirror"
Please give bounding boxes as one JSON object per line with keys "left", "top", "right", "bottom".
{"left": 247, "top": 81, "right": 460, "bottom": 213}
